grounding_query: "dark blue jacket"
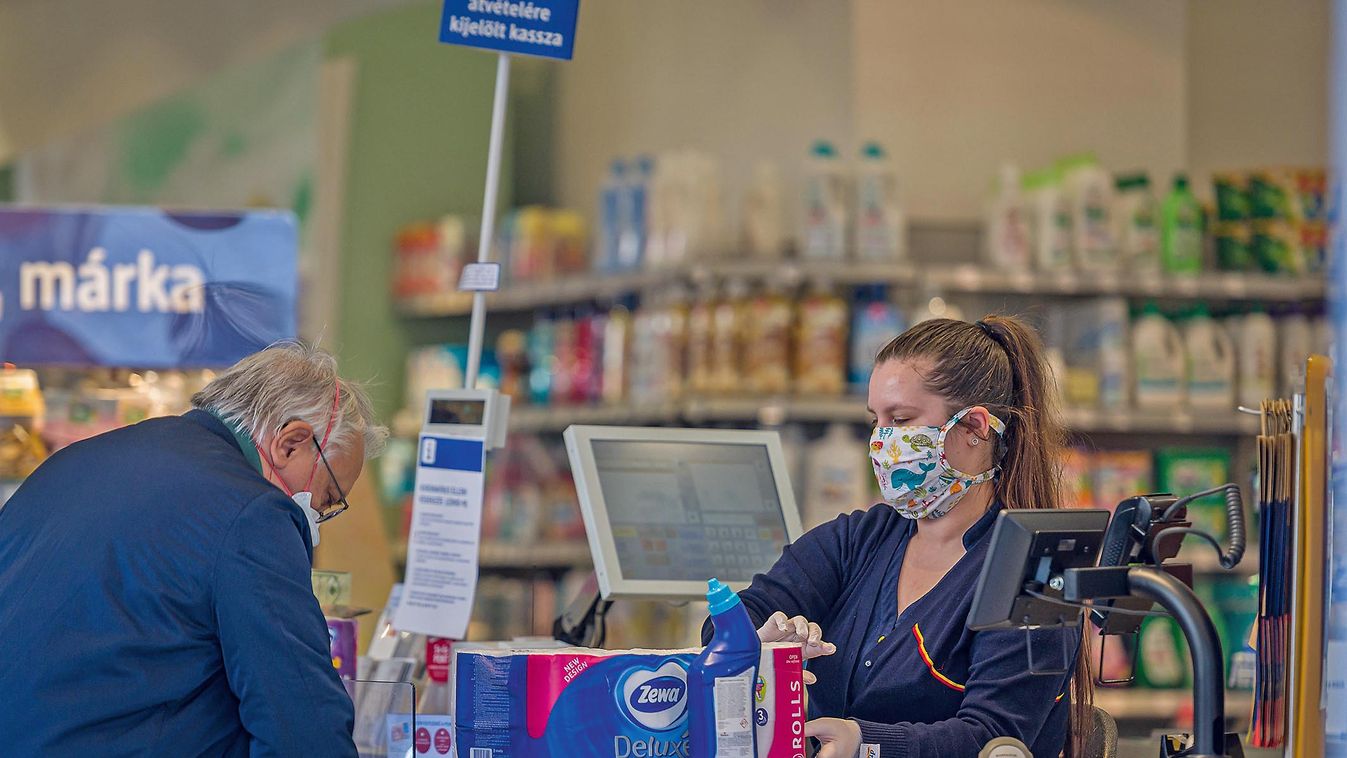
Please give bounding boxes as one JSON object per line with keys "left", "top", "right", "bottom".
{"left": 733, "top": 503, "right": 1078, "bottom": 757}
{"left": 0, "top": 410, "right": 357, "bottom": 757}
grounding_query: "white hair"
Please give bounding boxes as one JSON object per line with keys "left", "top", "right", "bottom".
{"left": 191, "top": 341, "right": 387, "bottom": 459}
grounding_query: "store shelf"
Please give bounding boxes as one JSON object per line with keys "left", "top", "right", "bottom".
{"left": 478, "top": 541, "right": 592, "bottom": 569}
{"left": 509, "top": 397, "right": 1260, "bottom": 436}
{"left": 1094, "top": 687, "right": 1253, "bottom": 721}
{"left": 396, "top": 264, "right": 1325, "bottom": 317}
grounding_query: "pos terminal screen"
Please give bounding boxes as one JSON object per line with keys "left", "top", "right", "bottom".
{"left": 590, "top": 439, "right": 790, "bottom": 583}
{"left": 428, "top": 398, "right": 485, "bottom": 426}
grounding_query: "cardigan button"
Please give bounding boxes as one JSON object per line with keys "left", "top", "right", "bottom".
{"left": 864, "top": 660, "right": 872, "bottom": 667}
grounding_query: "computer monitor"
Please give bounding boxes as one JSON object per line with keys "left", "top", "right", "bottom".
{"left": 966, "top": 508, "right": 1111, "bottom": 630}
{"left": 563, "top": 425, "right": 805, "bottom": 600}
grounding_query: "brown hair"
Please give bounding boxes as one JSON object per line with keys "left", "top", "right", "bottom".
{"left": 874, "top": 315, "right": 1093, "bottom": 758}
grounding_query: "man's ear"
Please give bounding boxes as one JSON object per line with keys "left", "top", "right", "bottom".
{"left": 269, "top": 421, "right": 315, "bottom": 468}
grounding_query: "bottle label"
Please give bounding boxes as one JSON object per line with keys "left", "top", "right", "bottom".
{"left": 713, "top": 671, "right": 756, "bottom": 757}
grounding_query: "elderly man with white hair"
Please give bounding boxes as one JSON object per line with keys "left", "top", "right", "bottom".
{"left": 0, "top": 342, "right": 386, "bottom": 757}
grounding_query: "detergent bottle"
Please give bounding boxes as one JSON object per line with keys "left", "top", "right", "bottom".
{"left": 688, "top": 579, "right": 761, "bottom": 758}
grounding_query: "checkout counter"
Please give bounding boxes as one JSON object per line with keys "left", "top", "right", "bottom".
{"left": 345, "top": 406, "right": 1256, "bottom": 758}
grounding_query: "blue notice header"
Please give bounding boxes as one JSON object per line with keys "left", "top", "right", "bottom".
{"left": 439, "top": 0, "right": 579, "bottom": 60}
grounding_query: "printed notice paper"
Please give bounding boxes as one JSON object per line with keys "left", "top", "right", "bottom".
{"left": 393, "top": 435, "right": 487, "bottom": 639}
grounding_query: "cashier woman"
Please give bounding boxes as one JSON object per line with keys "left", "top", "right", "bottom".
{"left": 0, "top": 343, "right": 385, "bottom": 756}
{"left": 730, "top": 316, "right": 1089, "bottom": 758}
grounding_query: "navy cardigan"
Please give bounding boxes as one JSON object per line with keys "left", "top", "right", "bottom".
{"left": 0, "top": 410, "right": 356, "bottom": 757}
{"left": 729, "top": 503, "right": 1078, "bottom": 757}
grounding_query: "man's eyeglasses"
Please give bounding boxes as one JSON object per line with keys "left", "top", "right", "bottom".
{"left": 313, "top": 438, "right": 351, "bottom": 524}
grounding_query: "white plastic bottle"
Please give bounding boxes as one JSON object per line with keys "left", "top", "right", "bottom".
{"left": 1236, "top": 308, "right": 1278, "bottom": 407}
{"left": 1132, "top": 304, "right": 1186, "bottom": 410}
{"left": 985, "top": 163, "right": 1032, "bottom": 270}
{"left": 1114, "top": 173, "right": 1161, "bottom": 273}
{"left": 598, "top": 159, "right": 627, "bottom": 273}
{"left": 742, "top": 161, "right": 785, "bottom": 260}
{"left": 1278, "top": 310, "right": 1312, "bottom": 396}
{"left": 1184, "top": 306, "right": 1236, "bottom": 411}
{"left": 1096, "top": 297, "right": 1131, "bottom": 411}
{"left": 802, "top": 424, "right": 870, "bottom": 530}
{"left": 1061, "top": 154, "right": 1117, "bottom": 271}
{"left": 1027, "top": 168, "right": 1073, "bottom": 271}
{"left": 854, "top": 141, "right": 906, "bottom": 262}
{"left": 801, "top": 140, "right": 850, "bottom": 260}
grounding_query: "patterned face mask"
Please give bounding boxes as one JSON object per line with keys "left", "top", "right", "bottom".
{"left": 869, "top": 406, "right": 1006, "bottom": 519}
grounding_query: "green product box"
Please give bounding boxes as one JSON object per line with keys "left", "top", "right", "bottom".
{"left": 1155, "top": 448, "right": 1232, "bottom": 543}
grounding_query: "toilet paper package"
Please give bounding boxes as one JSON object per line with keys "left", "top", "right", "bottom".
{"left": 454, "top": 642, "right": 805, "bottom": 758}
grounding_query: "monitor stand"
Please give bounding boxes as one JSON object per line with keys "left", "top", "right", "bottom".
{"left": 553, "top": 572, "right": 613, "bottom": 648}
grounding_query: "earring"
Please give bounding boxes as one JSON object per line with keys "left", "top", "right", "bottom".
{"left": 970, "top": 437, "right": 980, "bottom": 446}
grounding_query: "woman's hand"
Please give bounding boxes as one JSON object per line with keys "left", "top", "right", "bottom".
{"left": 805, "top": 718, "right": 862, "bottom": 758}
{"left": 758, "top": 611, "right": 836, "bottom": 685}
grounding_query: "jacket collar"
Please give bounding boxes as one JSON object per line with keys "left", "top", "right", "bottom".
{"left": 184, "top": 408, "right": 264, "bottom": 476}
{"left": 962, "top": 501, "right": 1004, "bottom": 549}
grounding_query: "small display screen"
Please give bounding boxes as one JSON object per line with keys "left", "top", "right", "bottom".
{"left": 428, "top": 398, "right": 486, "bottom": 426}
{"left": 591, "top": 439, "right": 789, "bottom": 583}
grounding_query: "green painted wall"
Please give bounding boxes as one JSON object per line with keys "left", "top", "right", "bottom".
{"left": 325, "top": 2, "right": 516, "bottom": 421}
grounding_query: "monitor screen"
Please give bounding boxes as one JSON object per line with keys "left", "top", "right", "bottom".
{"left": 590, "top": 439, "right": 790, "bottom": 584}
{"left": 428, "top": 398, "right": 486, "bottom": 426}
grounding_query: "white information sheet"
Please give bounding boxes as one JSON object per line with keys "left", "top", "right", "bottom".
{"left": 393, "top": 435, "right": 486, "bottom": 639}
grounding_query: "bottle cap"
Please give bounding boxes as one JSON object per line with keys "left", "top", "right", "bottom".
{"left": 706, "top": 578, "right": 742, "bottom": 615}
{"left": 861, "top": 141, "right": 886, "bottom": 159}
{"left": 811, "top": 140, "right": 838, "bottom": 159}
{"left": 1174, "top": 173, "right": 1190, "bottom": 190}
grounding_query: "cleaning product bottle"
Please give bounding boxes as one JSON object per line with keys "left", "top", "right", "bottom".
{"left": 688, "top": 579, "right": 761, "bottom": 758}
{"left": 743, "top": 281, "right": 794, "bottom": 396}
{"left": 1278, "top": 308, "right": 1312, "bottom": 396}
{"left": 709, "top": 279, "right": 749, "bottom": 396}
{"left": 1027, "top": 167, "right": 1073, "bottom": 271}
{"left": 1183, "top": 305, "right": 1236, "bottom": 411}
{"left": 1115, "top": 172, "right": 1161, "bottom": 273}
{"left": 854, "top": 141, "right": 906, "bottom": 262}
{"left": 793, "top": 280, "right": 849, "bottom": 396}
{"left": 1161, "top": 174, "right": 1204, "bottom": 275}
{"left": 984, "top": 163, "right": 1032, "bottom": 270}
{"left": 1236, "top": 307, "right": 1277, "bottom": 407}
{"left": 849, "top": 285, "right": 906, "bottom": 393}
{"left": 621, "top": 156, "right": 653, "bottom": 272}
{"left": 743, "top": 161, "right": 785, "bottom": 260}
{"left": 1132, "top": 303, "right": 1186, "bottom": 410}
{"left": 599, "top": 159, "right": 628, "bottom": 273}
{"left": 801, "top": 140, "right": 849, "bottom": 260}
{"left": 803, "top": 423, "right": 871, "bottom": 529}
{"left": 1061, "top": 153, "right": 1117, "bottom": 271}
{"left": 527, "top": 310, "right": 555, "bottom": 406}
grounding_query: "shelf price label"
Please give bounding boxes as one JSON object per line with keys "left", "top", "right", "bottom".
{"left": 439, "top": 0, "right": 580, "bottom": 60}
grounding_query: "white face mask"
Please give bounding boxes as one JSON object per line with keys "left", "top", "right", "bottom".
{"left": 292, "top": 490, "right": 321, "bottom": 548}
{"left": 869, "top": 406, "right": 1006, "bottom": 519}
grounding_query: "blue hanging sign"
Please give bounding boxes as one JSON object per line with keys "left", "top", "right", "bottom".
{"left": 0, "top": 206, "right": 298, "bottom": 368}
{"left": 439, "top": 0, "right": 579, "bottom": 60}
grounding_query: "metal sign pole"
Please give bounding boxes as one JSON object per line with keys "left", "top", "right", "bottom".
{"left": 463, "top": 52, "right": 511, "bottom": 390}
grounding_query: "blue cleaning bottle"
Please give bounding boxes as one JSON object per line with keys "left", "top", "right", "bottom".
{"left": 688, "top": 579, "right": 762, "bottom": 758}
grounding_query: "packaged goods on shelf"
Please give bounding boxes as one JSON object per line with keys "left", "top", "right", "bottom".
{"left": 1132, "top": 304, "right": 1187, "bottom": 410}
{"left": 802, "top": 140, "right": 851, "bottom": 261}
{"left": 1212, "top": 167, "right": 1327, "bottom": 275}
{"left": 391, "top": 215, "right": 470, "bottom": 300}
{"left": 1182, "top": 306, "right": 1236, "bottom": 411}
{"left": 1026, "top": 166, "right": 1074, "bottom": 271}
{"left": 708, "top": 280, "right": 749, "bottom": 395}
{"left": 793, "top": 283, "right": 849, "bottom": 396}
{"left": 1114, "top": 172, "right": 1161, "bottom": 273}
{"left": 854, "top": 141, "right": 907, "bottom": 262}
{"left": 501, "top": 206, "right": 589, "bottom": 283}
{"left": 1060, "top": 153, "right": 1118, "bottom": 271}
{"left": 1060, "top": 448, "right": 1096, "bottom": 508}
{"left": 743, "top": 161, "right": 786, "bottom": 259}
{"left": 984, "top": 163, "right": 1033, "bottom": 270}
{"left": 1160, "top": 174, "right": 1203, "bottom": 275}
{"left": 1155, "top": 448, "right": 1233, "bottom": 545}
{"left": 645, "top": 149, "right": 726, "bottom": 268}
{"left": 801, "top": 423, "right": 873, "bottom": 530}
{"left": 743, "top": 282, "right": 794, "bottom": 396}
{"left": 1090, "top": 451, "right": 1154, "bottom": 512}
{"left": 1060, "top": 297, "right": 1129, "bottom": 410}
{"left": 849, "top": 285, "right": 906, "bottom": 393}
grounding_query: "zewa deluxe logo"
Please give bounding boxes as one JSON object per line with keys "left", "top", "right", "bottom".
{"left": 614, "top": 660, "right": 689, "bottom": 758}
{"left": 17, "top": 248, "right": 205, "bottom": 315}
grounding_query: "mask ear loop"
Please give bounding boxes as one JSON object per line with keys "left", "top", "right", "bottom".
{"left": 257, "top": 384, "right": 342, "bottom": 496}
{"left": 937, "top": 406, "right": 1007, "bottom": 481}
